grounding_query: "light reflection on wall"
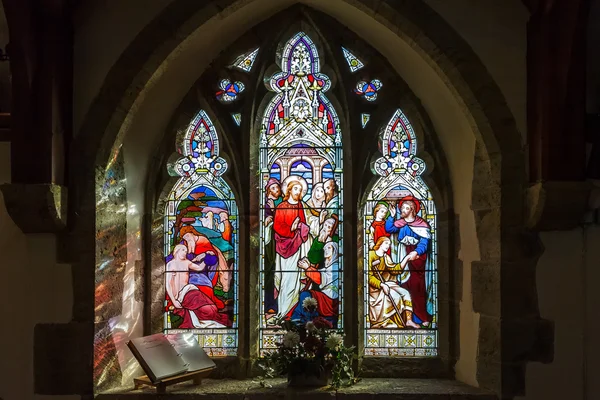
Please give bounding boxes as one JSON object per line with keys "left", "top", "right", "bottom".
{"left": 93, "top": 145, "right": 145, "bottom": 391}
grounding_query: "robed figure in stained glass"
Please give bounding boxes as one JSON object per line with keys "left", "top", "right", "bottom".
{"left": 368, "top": 202, "right": 392, "bottom": 253}
{"left": 385, "top": 196, "right": 432, "bottom": 326}
{"left": 368, "top": 237, "right": 420, "bottom": 329}
{"left": 263, "top": 178, "right": 283, "bottom": 314}
{"left": 164, "top": 110, "right": 239, "bottom": 356}
{"left": 259, "top": 32, "right": 344, "bottom": 352}
{"left": 290, "top": 217, "right": 339, "bottom": 325}
{"left": 166, "top": 244, "right": 229, "bottom": 328}
{"left": 364, "top": 108, "right": 437, "bottom": 356}
{"left": 273, "top": 175, "right": 314, "bottom": 318}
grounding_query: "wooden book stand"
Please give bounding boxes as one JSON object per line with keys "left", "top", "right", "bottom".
{"left": 133, "top": 368, "right": 214, "bottom": 394}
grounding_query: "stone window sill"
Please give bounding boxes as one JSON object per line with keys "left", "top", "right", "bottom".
{"left": 97, "top": 378, "right": 497, "bottom": 399}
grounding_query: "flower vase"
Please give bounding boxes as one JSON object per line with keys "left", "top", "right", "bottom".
{"left": 287, "top": 359, "right": 331, "bottom": 387}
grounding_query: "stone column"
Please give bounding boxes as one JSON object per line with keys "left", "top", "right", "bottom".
{"left": 4, "top": 0, "right": 72, "bottom": 185}
{"left": 314, "top": 158, "right": 323, "bottom": 183}
{"left": 523, "top": 0, "right": 593, "bottom": 229}
{"left": 280, "top": 157, "right": 290, "bottom": 182}
{"left": 524, "top": 0, "right": 590, "bottom": 182}
{"left": 1, "top": 0, "right": 76, "bottom": 395}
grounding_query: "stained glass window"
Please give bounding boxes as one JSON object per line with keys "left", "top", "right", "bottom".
{"left": 355, "top": 79, "right": 382, "bottom": 102}
{"left": 259, "top": 32, "right": 344, "bottom": 354}
{"left": 361, "top": 113, "right": 371, "bottom": 128}
{"left": 341, "top": 47, "right": 365, "bottom": 73}
{"left": 216, "top": 79, "right": 245, "bottom": 102}
{"left": 231, "top": 47, "right": 259, "bottom": 72}
{"left": 231, "top": 113, "right": 241, "bottom": 126}
{"left": 363, "top": 109, "right": 437, "bottom": 357}
{"left": 164, "top": 110, "right": 238, "bottom": 357}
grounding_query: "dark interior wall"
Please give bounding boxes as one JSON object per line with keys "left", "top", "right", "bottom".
{"left": 588, "top": 0, "right": 600, "bottom": 113}
{"left": 0, "top": 3, "right": 10, "bottom": 112}
{"left": 9, "top": 1, "right": 597, "bottom": 399}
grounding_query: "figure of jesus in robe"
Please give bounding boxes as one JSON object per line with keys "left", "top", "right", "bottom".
{"left": 272, "top": 175, "right": 313, "bottom": 320}
{"left": 385, "top": 196, "right": 432, "bottom": 326}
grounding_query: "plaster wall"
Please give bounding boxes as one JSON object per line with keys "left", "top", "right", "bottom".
{"left": 423, "top": 0, "right": 528, "bottom": 139}
{"left": 72, "top": 0, "right": 528, "bottom": 140}
{"left": 515, "top": 227, "right": 600, "bottom": 400}
{"left": 0, "top": 146, "right": 74, "bottom": 400}
{"left": 73, "top": 0, "right": 175, "bottom": 134}
{"left": 585, "top": 225, "right": 600, "bottom": 400}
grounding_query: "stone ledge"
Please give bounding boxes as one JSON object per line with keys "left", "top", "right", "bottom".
{"left": 525, "top": 181, "right": 591, "bottom": 231}
{"left": 97, "top": 378, "right": 497, "bottom": 399}
{"left": 0, "top": 183, "right": 67, "bottom": 233}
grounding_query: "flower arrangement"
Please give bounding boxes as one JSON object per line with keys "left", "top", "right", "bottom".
{"left": 258, "top": 297, "right": 359, "bottom": 388}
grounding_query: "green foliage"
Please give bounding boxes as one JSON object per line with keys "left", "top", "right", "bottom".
{"left": 257, "top": 316, "right": 361, "bottom": 389}
{"left": 329, "top": 344, "right": 360, "bottom": 388}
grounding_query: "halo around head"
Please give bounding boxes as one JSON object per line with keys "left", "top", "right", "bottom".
{"left": 281, "top": 175, "right": 308, "bottom": 198}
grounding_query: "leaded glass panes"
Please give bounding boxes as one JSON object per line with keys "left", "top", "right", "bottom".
{"left": 355, "top": 79, "right": 382, "bottom": 101}
{"left": 231, "top": 47, "right": 259, "bottom": 72}
{"left": 361, "top": 113, "right": 371, "bottom": 128}
{"left": 363, "top": 109, "right": 438, "bottom": 357}
{"left": 216, "top": 79, "right": 245, "bottom": 102}
{"left": 341, "top": 47, "right": 365, "bottom": 73}
{"left": 258, "top": 32, "right": 344, "bottom": 354}
{"left": 231, "top": 113, "right": 241, "bottom": 126}
{"left": 164, "top": 110, "right": 238, "bottom": 357}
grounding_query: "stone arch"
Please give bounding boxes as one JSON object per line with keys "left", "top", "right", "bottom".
{"left": 68, "top": 0, "right": 534, "bottom": 396}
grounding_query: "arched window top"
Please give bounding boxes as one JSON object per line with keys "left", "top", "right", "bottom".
{"left": 165, "top": 110, "right": 238, "bottom": 356}
{"left": 369, "top": 109, "right": 429, "bottom": 199}
{"left": 364, "top": 109, "right": 437, "bottom": 357}
{"left": 276, "top": 32, "right": 323, "bottom": 77}
{"left": 263, "top": 32, "right": 340, "bottom": 148}
{"left": 379, "top": 109, "right": 419, "bottom": 167}
{"left": 170, "top": 110, "right": 231, "bottom": 199}
{"left": 259, "top": 31, "right": 344, "bottom": 354}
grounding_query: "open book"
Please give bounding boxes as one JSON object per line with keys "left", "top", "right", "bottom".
{"left": 127, "top": 333, "right": 216, "bottom": 383}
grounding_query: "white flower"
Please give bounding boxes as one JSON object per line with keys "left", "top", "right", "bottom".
{"left": 306, "top": 321, "right": 316, "bottom": 333}
{"left": 282, "top": 331, "right": 300, "bottom": 348}
{"left": 302, "top": 297, "right": 318, "bottom": 309}
{"left": 326, "top": 333, "right": 343, "bottom": 349}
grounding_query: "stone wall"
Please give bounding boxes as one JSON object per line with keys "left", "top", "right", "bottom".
{"left": 514, "top": 225, "right": 600, "bottom": 400}
{"left": 67, "top": 0, "right": 521, "bottom": 396}
{"left": 72, "top": 0, "right": 522, "bottom": 396}
{"left": 3, "top": 0, "right": 592, "bottom": 399}
{"left": 0, "top": 147, "right": 74, "bottom": 400}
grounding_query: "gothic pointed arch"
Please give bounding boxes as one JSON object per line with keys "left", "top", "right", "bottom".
{"left": 363, "top": 109, "right": 437, "bottom": 356}
{"left": 163, "top": 110, "right": 239, "bottom": 356}
{"left": 258, "top": 32, "right": 344, "bottom": 353}
{"left": 80, "top": 3, "right": 535, "bottom": 392}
